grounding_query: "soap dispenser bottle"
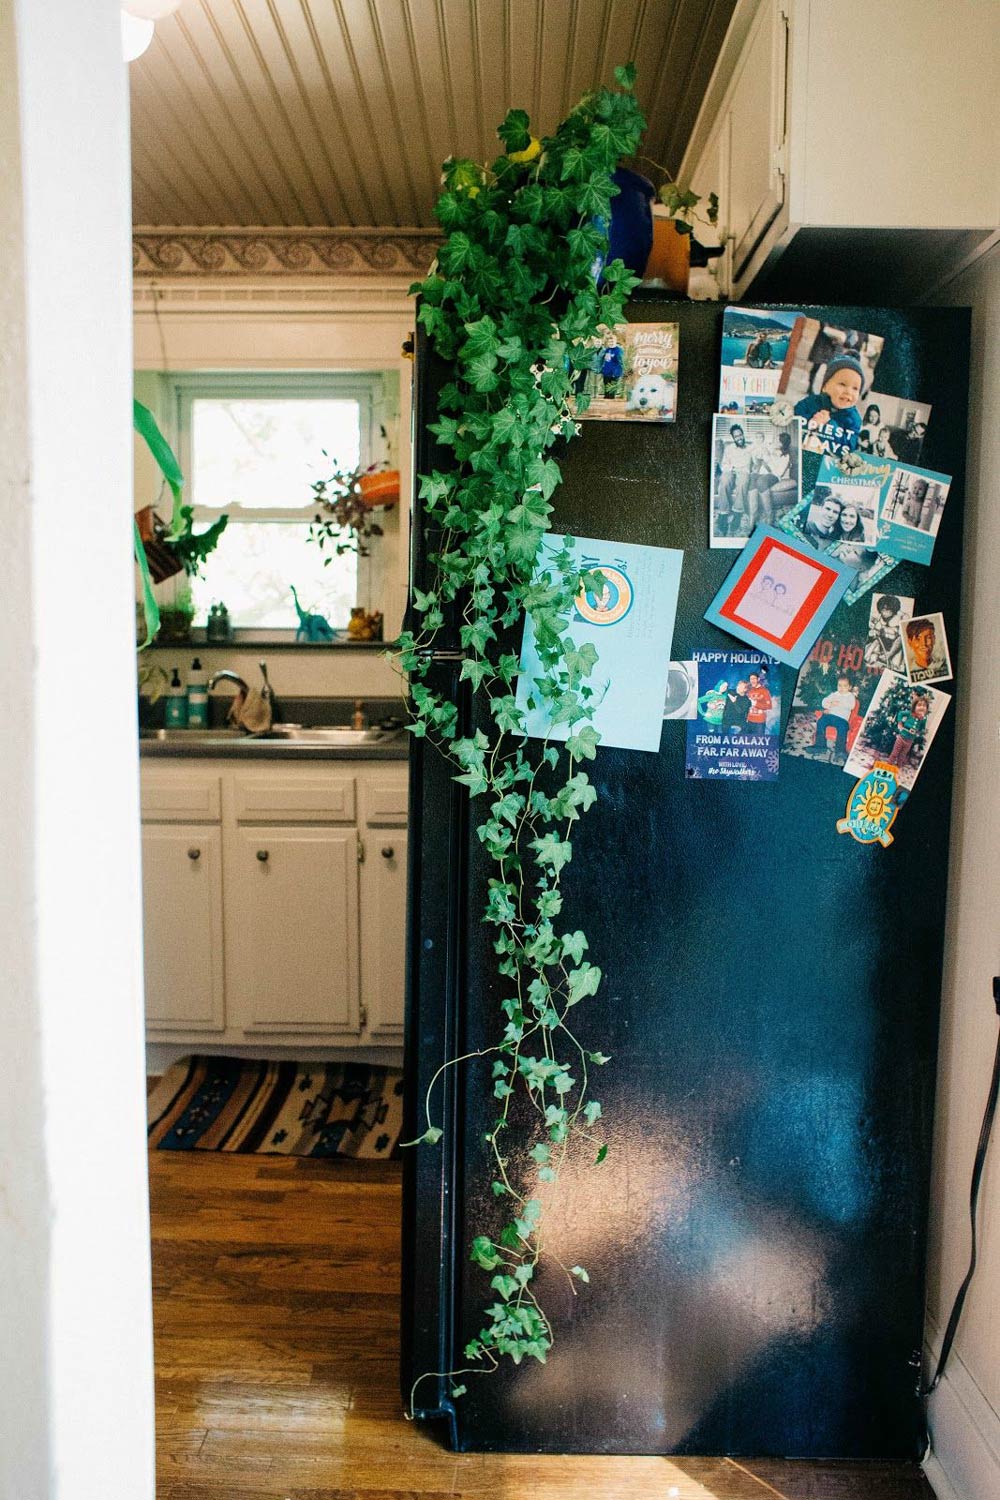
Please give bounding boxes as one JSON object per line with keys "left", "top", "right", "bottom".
{"left": 186, "top": 657, "right": 209, "bottom": 728}
{"left": 165, "top": 668, "right": 188, "bottom": 728}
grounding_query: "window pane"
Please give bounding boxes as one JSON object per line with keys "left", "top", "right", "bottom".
{"left": 191, "top": 398, "right": 361, "bottom": 510}
{"left": 188, "top": 521, "right": 358, "bottom": 630}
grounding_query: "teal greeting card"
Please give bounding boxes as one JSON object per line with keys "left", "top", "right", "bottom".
{"left": 516, "top": 534, "right": 683, "bottom": 754}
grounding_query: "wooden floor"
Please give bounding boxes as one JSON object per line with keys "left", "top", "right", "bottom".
{"left": 150, "top": 1149, "right": 936, "bottom": 1500}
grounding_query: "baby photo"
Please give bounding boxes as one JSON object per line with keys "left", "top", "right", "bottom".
{"left": 900, "top": 613, "right": 952, "bottom": 685}
{"left": 709, "top": 414, "right": 802, "bottom": 547}
{"left": 878, "top": 465, "right": 952, "bottom": 564}
{"left": 778, "top": 318, "right": 885, "bottom": 457}
{"left": 843, "top": 670, "right": 951, "bottom": 794}
{"left": 574, "top": 322, "right": 680, "bottom": 423}
{"left": 857, "top": 392, "right": 931, "bottom": 463}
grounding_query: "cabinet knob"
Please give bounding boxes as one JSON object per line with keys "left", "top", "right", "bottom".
{"left": 187, "top": 847, "right": 201, "bottom": 861}
{"left": 380, "top": 846, "right": 395, "bottom": 859}
{"left": 256, "top": 849, "right": 269, "bottom": 863}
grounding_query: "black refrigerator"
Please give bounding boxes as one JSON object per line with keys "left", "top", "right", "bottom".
{"left": 400, "top": 299, "right": 970, "bottom": 1459}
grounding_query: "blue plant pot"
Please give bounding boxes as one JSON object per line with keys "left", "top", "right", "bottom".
{"left": 592, "top": 167, "right": 655, "bottom": 282}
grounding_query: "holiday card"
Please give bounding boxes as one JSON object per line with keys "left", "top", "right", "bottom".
{"left": 574, "top": 322, "right": 680, "bottom": 422}
{"left": 685, "top": 650, "right": 781, "bottom": 781}
{"left": 778, "top": 317, "right": 886, "bottom": 457}
{"left": 718, "top": 306, "right": 800, "bottom": 414}
{"left": 842, "top": 670, "right": 951, "bottom": 795}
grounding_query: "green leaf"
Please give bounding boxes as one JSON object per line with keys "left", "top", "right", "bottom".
{"left": 595, "top": 1144, "right": 609, "bottom": 1165}
{"left": 566, "top": 962, "right": 602, "bottom": 1006}
{"left": 491, "top": 1274, "right": 519, "bottom": 1300}
{"left": 538, "top": 1166, "right": 557, "bottom": 1183}
{"left": 570, "top": 1264, "right": 591, "bottom": 1283}
{"left": 451, "top": 1383, "right": 467, "bottom": 1398}
{"left": 614, "top": 62, "right": 636, "bottom": 91}
{"left": 587, "top": 1051, "right": 612, "bottom": 1066}
{"left": 471, "top": 1236, "right": 501, "bottom": 1270}
{"left": 583, "top": 1100, "right": 603, "bottom": 1125}
{"left": 529, "top": 1142, "right": 551, "bottom": 1165}
{"left": 560, "top": 930, "right": 588, "bottom": 964}
{"left": 566, "top": 724, "right": 601, "bottom": 760}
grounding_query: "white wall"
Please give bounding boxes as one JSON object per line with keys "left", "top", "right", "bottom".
{"left": 925, "top": 246, "right": 1000, "bottom": 1500}
{"left": 133, "top": 282, "right": 415, "bottom": 701}
{"left": 0, "top": 2, "right": 155, "bottom": 1497}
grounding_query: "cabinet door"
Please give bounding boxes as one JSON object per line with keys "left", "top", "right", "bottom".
{"left": 142, "top": 824, "right": 224, "bottom": 1030}
{"left": 228, "top": 826, "right": 360, "bottom": 1036}
{"left": 727, "top": 0, "right": 788, "bottom": 279}
{"left": 361, "top": 829, "right": 409, "bottom": 1040}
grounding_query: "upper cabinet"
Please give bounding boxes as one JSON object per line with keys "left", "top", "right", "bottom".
{"left": 679, "top": 0, "right": 1000, "bottom": 303}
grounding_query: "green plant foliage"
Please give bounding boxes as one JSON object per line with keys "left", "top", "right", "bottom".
{"left": 396, "top": 70, "right": 645, "bottom": 1393}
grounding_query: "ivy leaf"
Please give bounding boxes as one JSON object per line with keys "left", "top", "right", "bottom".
{"left": 529, "top": 1142, "right": 551, "bottom": 1165}
{"left": 566, "top": 962, "right": 602, "bottom": 1006}
{"left": 462, "top": 315, "right": 499, "bottom": 358}
{"left": 531, "top": 833, "right": 573, "bottom": 874}
{"left": 471, "top": 1236, "right": 501, "bottom": 1270}
{"left": 491, "top": 1274, "right": 519, "bottom": 1300}
{"left": 538, "top": 1166, "right": 557, "bottom": 1183}
{"left": 570, "top": 1264, "right": 591, "bottom": 1283}
{"left": 587, "top": 1051, "right": 612, "bottom": 1066}
{"left": 566, "top": 724, "right": 601, "bottom": 761}
{"left": 451, "top": 1383, "right": 468, "bottom": 1398}
{"left": 595, "top": 1144, "right": 609, "bottom": 1165}
{"left": 583, "top": 1101, "right": 603, "bottom": 1126}
{"left": 614, "top": 62, "right": 637, "bottom": 90}
{"left": 560, "top": 930, "right": 588, "bottom": 964}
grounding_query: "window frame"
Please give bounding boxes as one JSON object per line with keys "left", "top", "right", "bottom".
{"left": 169, "top": 370, "right": 386, "bottom": 634}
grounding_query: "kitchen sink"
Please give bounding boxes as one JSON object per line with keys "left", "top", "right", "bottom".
{"left": 140, "top": 725, "right": 402, "bottom": 747}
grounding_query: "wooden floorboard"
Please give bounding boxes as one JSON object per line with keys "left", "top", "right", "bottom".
{"left": 149, "top": 1147, "right": 936, "bottom": 1499}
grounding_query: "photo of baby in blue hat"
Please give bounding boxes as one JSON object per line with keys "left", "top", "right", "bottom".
{"left": 778, "top": 317, "right": 885, "bottom": 458}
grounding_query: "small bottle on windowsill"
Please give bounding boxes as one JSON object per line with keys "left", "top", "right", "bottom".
{"left": 351, "top": 699, "right": 367, "bottom": 731}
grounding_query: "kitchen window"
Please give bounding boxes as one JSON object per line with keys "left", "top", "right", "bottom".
{"left": 172, "top": 372, "right": 386, "bottom": 632}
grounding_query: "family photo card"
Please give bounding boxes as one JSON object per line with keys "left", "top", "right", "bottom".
{"left": 718, "top": 306, "right": 799, "bottom": 413}
{"left": 685, "top": 650, "right": 781, "bottom": 782}
{"left": 575, "top": 322, "right": 680, "bottom": 423}
{"left": 859, "top": 392, "right": 932, "bottom": 462}
{"left": 709, "top": 414, "right": 802, "bottom": 547}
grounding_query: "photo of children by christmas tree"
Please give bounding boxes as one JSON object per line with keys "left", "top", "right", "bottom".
{"left": 575, "top": 322, "right": 680, "bottom": 422}
{"left": 842, "top": 670, "right": 951, "bottom": 793}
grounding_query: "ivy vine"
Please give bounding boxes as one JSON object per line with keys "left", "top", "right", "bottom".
{"left": 395, "top": 66, "right": 645, "bottom": 1395}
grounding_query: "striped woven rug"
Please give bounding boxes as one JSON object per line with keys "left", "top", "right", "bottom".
{"left": 147, "top": 1056, "right": 404, "bottom": 1159}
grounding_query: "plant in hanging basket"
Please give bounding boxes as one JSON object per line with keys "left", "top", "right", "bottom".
{"left": 307, "top": 458, "right": 391, "bottom": 558}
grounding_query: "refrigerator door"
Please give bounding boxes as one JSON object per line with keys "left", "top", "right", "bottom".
{"left": 402, "top": 301, "right": 970, "bottom": 1457}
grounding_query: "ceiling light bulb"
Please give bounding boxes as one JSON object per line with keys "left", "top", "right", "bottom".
{"left": 121, "top": 11, "right": 155, "bottom": 61}
{"left": 122, "top": 1, "right": 183, "bottom": 19}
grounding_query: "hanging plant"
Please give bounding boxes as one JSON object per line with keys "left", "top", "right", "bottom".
{"left": 307, "top": 457, "right": 390, "bottom": 559}
{"left": 395, "top": 66, "right": 645, "bottom": 1398}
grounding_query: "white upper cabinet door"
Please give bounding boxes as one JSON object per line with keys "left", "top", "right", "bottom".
{"left": 142, "top": 824, "right": 225, "bottom": 1030}
{"left": 228, "top": 825, "right": 360, "bottom": 1036}
{"left": 361, "top": 829, "right": 409, "bottom": 1040}
{"left": 727, "top": 0, "right": 789, "bottom": 280}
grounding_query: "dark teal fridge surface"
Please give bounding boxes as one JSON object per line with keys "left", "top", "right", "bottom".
{"left": 401, "top": 302, "right": 970, "bottom": 1457}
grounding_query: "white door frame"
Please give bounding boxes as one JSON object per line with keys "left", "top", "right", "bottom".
{"left": 0, "top": 2, "right": 155, "bottom": 1495}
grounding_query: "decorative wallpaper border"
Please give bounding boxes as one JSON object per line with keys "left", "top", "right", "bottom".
{"left": 132, "top": 228, "right": 439, "bottom": 277}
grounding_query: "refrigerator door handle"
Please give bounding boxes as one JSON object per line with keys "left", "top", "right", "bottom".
{"left": 410, "top": 647, "right": 468, "bottom": 664}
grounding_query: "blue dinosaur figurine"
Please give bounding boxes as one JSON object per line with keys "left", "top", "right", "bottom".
{"left": 290, "top": 584, "right": 337, "bottom": 643}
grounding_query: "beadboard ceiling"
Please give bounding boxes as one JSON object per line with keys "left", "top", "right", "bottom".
{"left": 129, "top": 0, "right": 735, "bottom": 229}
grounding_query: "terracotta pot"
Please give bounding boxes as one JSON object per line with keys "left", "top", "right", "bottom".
{"left": 644, "top": 217, "right": 691, "bottom": 295}
{"left": 358, "top": 469, "right": 400, "bottom": 508}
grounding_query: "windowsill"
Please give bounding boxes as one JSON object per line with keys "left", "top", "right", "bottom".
{"left": 140, "top": 631, "right": 395, "bottom": 652}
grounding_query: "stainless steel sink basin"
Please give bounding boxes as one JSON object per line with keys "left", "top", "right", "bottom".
{"left": 140, "top": 725, "right": 402, "bottom": 747}
{"left": 275, "top": 725, "right": 395, "bottom": 746}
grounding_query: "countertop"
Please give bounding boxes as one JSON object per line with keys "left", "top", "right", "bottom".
{"left": 139, "top": 735, "right": 409, "bottom": 762}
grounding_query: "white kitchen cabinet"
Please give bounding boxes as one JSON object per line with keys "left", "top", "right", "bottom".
{"left": 227, "top": 825, "right": 360, "bottom": 1037}
{"left": 680, "top": 0, "right": 1000, "bottom": 302}
{"left": 139, "top": 758, "right": 408, "bottom": 1054}
{"left": 141, "top": 824, "right": 225, "bottom": 1031}
{"left": 361, "top": 829, "right": 409, "bottom": 1041}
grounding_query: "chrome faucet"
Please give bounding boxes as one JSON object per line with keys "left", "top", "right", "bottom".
{"left": 206, "top": 662, "right": 276, "bottom": 732}
{"left": 206, "top": 668, "right": 249, "bottom": 695}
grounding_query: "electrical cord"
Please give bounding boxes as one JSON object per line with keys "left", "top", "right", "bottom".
{"left": 923, "top": 974, "right": 1000, "bottom": 1397}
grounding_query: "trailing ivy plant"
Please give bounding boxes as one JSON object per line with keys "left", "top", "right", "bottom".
{"left": 394, "top": 67, "right": 645, "bottom": 1397}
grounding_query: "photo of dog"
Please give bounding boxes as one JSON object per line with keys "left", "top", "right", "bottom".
{"left": 575, "top": 321, "right": 680, "bottom": 423}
